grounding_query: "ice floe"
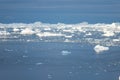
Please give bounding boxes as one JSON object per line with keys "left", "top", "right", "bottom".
{"left": 94, "top": 45, "right": 109, "bottom": 54}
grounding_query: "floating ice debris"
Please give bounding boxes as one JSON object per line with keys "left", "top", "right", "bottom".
{"left": 36, "top": 32, "right": 64, "bottom": 37}
{"left": 0, "top": 22, "right": 120, "bottom": 47}
{"left": 4, "top": 49, "right": 13, "bottom": 52}
{"left": 102, "top": 31, "right": 115, "bottom": 37}
{"left": 69, "top": 72, "right": 73, "bottom": 74}
{"left": 13, "top": 28, "right": 19, "bottom": 32}
{"left": 113, "top": 39, "right": 120, "bottom": 42}
{"left": 36, "top": 62, "right": 43, "bottom": 65}
{"left": 61, "top": 50, "right": 71, "bottom": 55}
{"left": 22, "top": 55, "right": 28, "bottom": 58}
{"left": 44, "top": 27, "right": 51, "bottom": 31}
{"left": 64, "top": 35, "right": 72, "bottom": 38}
{"left": 86, "top": 32, "right": 92, "bottom": 36}
{"left": 48, "top": 74, "right": 52, "bottom": 79}
{"left": 119, "top": 76, "right": 120, "bottom": 80}
{"left": 20, "top": 28, "right": 35, "bottom": 35}
{"left": 94, "top": 45, "right": 109, "bottom": 54}
{"left": 95, "top": 73, "right": 99, "bottom": 75}
{"left": 0, "top": 31, "right": 10, "bottom": 35}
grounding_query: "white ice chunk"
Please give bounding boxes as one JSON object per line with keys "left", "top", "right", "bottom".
{"left": 113, "top": 39, "right": 119, "bottom": 42}
{"left": 102, "top": 31, "right": 115, "bottom": 37}
{"left": 65, "top": 35, "right": 72, "bottom": 38}
{"left": 44, "top": 27, "right": 51, "bottom": 30}
{"left": 61, "top": 50, "right": 71, "bottom": 55}
{"left": 36, "top": 32, "right": 64, "bottom": 37}
{"left": 36, "top": 62, "right": 43, "bottom": 65}
{"left": 86, "top": 32, "right": 92, "bottom": 36}
{"left": 13, "top": 28, "right": 19, "bottom": 32}
{"left": 4, "top": 48, "right": 13, "bottom": 52}
{"left": 48, "top": 74, "right": 52, "bottom": 79}
{"left": 94, "top": 45, "right": 109, "bottom": 54}
{"left": 0, "top": 31, "right": 10, "bottom": 35}
{"left": 22, "top": 55, "right": 28, "bottom": 58}
{"left": 20, "top": 28, "right": 35, "bottom": 35}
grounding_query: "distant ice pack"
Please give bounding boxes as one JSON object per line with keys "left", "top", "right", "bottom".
{"left": 0, "top": 22, "right": 120, "bottom": 48}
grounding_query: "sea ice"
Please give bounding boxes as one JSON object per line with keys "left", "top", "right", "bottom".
{"left": 36, "top": 62, "right": 43, "bottom": 65}
{"left": 94, "top": 45, "right": 109, "bottom": 54}
{"left": 61, "top": 50, "right": 71, "bottom": 55}
{"left": 20, "top": 28, "right": 35, "bottom": 35}
{"left": 13, "top": 28, "right": 19, "bottom": 32}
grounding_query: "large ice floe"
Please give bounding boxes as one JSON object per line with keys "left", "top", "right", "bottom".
{"left": 0, "top": 22, "right": 120, "bottom": 52}
{"left": 94, "top": 45, "right": 109, "bottom": 54}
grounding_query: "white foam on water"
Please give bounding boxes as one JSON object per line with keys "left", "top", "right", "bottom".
{"left": 94, "top": 45, "right": 109, "bottom": 54}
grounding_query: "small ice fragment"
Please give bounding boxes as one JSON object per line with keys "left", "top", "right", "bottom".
{"left": 61, "top": 50, "right": 71, "bottom": 55}
{"left": 22, "top": 55, "right": 28, "bottom": 58}
{"left": 36, "top": 62, "right": 43, "bottom": 65}
{"left": 94, "top": 45, "right": 109, "bottom": 54}
{"left": 102, "top": 31, "right": 115, "bottom": 37}
{"left": 65, "top": 35, "right": 72, "bottom": 38}
{"left": 95, "top": 73, "right": 99, "bottom": 75}
{"left": 36, "top": 32, "right": 64, "bottom": 37}
{"left": 44, "top": 27, "right": 51, "bottom": 30}
{"left": 119, "top": 76, "right": 120, "bottom": 80}
{"left": 69, "top": 72, "right": 73, "bottom": 74}
{"left": 86, "top": 32, "right": 92, "bottom": 36}
{"left": 48, "top": 74, "right": 52, "bottom": 79}
{"left": 13, "top": 28, "right": 19, "bottom": 32}
{"left": 113, "top": 39, "right": 119, "bottom": 42}
{"left": 4, "top": 49, "right": 13, "bottom": 52}
{"left": 20, "top": 28, "right": 35, "bottom": 35}
{"left": 104, "top": 69, "right": 107, "bottom": 72}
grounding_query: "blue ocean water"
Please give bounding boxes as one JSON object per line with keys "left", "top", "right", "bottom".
{"left": 0, "top": 41, "right": 120, "bottom": 80}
